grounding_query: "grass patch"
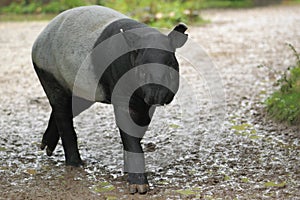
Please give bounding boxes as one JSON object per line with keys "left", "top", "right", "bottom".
{"left": 241, "top": 177, "right": 249, "bottom": 183}
{"left": 264, "top": 181, "right": 286, "bottom": 188}
{"left": 0, "top": 0, "right": 88, "bottom": 14}
{"left": 104, "top": 0, "right": 207, "bottom": 28}
{"left": 0, "top": 0, "right": 293, "bottom": 26}
{"left": 230, "top": 123, "right": 260, "bottom": 139}
{"left": 175, "top": 188, "right": 201, "bottom": 196}
{"left": 0, "top": 0, "right": 256, "bottom": 27}
{"left": 105, "top": 196, "right": 117, "bottom": 200}
{"left": 0, "top": 0, "right": 207, "bottom": 27}
{"left": 200, "top": 0, "right": 253, "bottom": 9}
{"left": 231, "top": 123, "right": 252, "bottom": 131}
{"left": 261, "top": 44, "right": 300, "bottom": 125}
{"left": 0, "top": 13, "right": 56, "bottom": 21}
{"left": 93, "top": 181, "right": 115, "bottom": 193}
{"left": 0, "top": 147, "right": 6, "bottom": 151}
{"left": 283, "top": 0, "right": 300, "bottom": 5}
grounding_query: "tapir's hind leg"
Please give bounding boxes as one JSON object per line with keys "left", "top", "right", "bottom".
{"left": 40, "top": 96, "right": 94, "bottom": 157}
{"left": 51, "top": 96, "right": 83, "bottom": 166}
{"left": 33, "top": 63, "right": 93, "bottom": 166}
{"left": 40, "top": 111, "right": 59, "bottom": 156}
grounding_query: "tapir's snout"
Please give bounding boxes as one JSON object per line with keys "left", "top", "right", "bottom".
{"left": 143, "top": 84, "right": 175, "bottom": 106}
{"left": 134, "top": 62, "right": 179, "bottom": 106}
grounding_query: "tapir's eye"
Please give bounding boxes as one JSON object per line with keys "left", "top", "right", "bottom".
{"left": 142, "top": 72, "right": 146, "bottom": 79}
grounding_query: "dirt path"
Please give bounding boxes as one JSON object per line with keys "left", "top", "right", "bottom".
{"left": 0, "top": 5, "right": 299, "bottom": 199}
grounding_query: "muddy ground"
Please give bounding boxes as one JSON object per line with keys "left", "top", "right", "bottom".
{"left": 0, "top": 5, "right": 300, "bottom": 200}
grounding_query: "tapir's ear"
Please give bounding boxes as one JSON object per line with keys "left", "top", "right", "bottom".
{"left": 168, "top": 23, "right": 188, "bottom": 49}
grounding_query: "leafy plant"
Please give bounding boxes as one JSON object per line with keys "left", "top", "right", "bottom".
{"left": 0, "top": 0, "right": 88, "bottom": 14}
{"left": 199, "top": 0, "right": 253, "bottom": 8}
{"left": 104, "top": 0, "right": 206, "bottom": 28}
{"left": 0, "top": 0, "right": 267, "bottom": 26}
{"left": 261, "top": 44, "right": 300, "bottom": 124}
{"left": 1, "top": 1, "right": 41, "bottom": 14}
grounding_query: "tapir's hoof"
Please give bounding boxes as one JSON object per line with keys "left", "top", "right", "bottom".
{"left": 129, "top": 184, "right": 149, "bottom": 194}
{"left": 66, "top": 155, "right": 84, "bottom": 167}
{"left": 129, "top": 184, "right": 137, "bottom": 194}
{"left": 40, "top": 142, "right": 54, "bottom": 156}
{"left": 40, "top": 142, "right": 46, "bottom": 150}
{"left": 66, "top": 161, "right": 84, "bottom": 167}
{"left": 46, "top": 148, "right": 53, "bottom": 156}
{"left": 137, "top": 184, "right": 149, "bottom": 194}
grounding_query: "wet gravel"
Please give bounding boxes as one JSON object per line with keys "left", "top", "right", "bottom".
{"left": 0, "top": 5, "right": 300, "bottom": 199}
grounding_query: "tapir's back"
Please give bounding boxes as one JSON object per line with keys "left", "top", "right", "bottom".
{"left": 32, "top": 6, "right": 128, "bottom": 95}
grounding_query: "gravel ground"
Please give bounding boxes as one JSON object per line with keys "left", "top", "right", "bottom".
{"left": 0, "top": 5, "right": 300, "bottom": 200}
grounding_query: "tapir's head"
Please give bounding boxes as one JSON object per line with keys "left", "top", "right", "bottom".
{"left": 123, "top": 24, "right": 188, "bottom": 106}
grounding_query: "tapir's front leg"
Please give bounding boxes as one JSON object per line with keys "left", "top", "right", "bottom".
{"left": 113, "top": 104, "right": 155, "bottom": 194}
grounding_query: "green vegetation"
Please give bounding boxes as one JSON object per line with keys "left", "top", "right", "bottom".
{"left": 104, "top": 0, "right": 205, "bottom": 28}
{"left": 230, "top": 122, "right": 261, "bottom": 139}
{"left": 0, "top": 13, "right": 56, "bottom": 21}
{"left": 0, "top": 0, "right": 88, "bottom": 14}
{"left": 241, "top": 177, "right": 249, "bottom": 183}
{"left": 200, "top": 0, "right": 252, "bottom": 8}
{"left": 175, "top": 187, "right": 201, "bottom": 196}
{"left": 0, "top": 0, "right": 206, "bottom": 27}
{"left": 0, "top": 0, "right": 256, "bottom": 15}
{"left": 0, "top": 0, "right": 285, "bottom": 26}
{"left": 0, "top": 147, "right": 6, "bottom": 151}
{"left": 264, "top": 181, "right": 286, "bottom": 188}
{"left": 93, "top": 181, "right": 115, "bottom": 193}
{"left": 262, "top": 44, "right": 300, "bottom": 125}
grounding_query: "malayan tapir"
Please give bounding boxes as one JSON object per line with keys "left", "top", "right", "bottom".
{"left": 32, "top": 5, "right": 187, "bottom": 194}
